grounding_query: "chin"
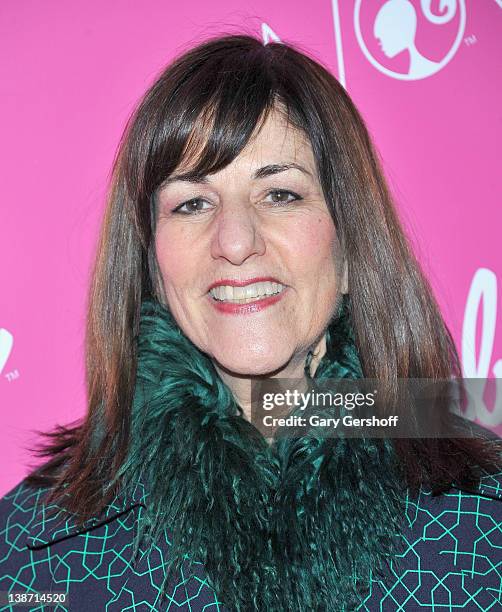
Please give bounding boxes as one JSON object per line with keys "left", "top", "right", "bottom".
{"left": 388, "top": 47, "right": 402, "bottom": 58}
{"left": 213, "top": 350, "right": 293, "bottom": 377}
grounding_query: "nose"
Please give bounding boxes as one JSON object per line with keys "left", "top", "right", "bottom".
{"left": 210, "top": 203, "right": 266, "bottom": 265}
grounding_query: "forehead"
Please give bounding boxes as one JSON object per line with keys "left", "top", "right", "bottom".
{"left": 244, "top": 114, "right": 314, "bottom": 165}
{"left": 249, "top": 111, "right": 312, "bottom": 151}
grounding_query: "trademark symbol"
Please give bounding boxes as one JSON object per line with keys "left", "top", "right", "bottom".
{"left": 5, "top": 368, "right": 20, "bottom": 382}
{"left": 464, "top": 34, "right": 477, "bottom": 46}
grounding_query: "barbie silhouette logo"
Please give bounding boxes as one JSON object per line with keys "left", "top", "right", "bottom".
{"left": 354, "top": 0, "right": 466, "bottom": 80}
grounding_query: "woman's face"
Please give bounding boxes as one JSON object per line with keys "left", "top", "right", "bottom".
{"left": 154, "top": 110, "right": 347, "bottom": 375}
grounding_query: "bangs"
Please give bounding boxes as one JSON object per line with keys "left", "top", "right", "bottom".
{"left": 144, "top": 47, "right": 297, "bottom": 199}
{"left": 171, "top": 97, "right": 278, "bottom": 180}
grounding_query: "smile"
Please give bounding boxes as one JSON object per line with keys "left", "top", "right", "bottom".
{"left": 207, "top": 281, "right": 288, "bottom": 314}
{"left": 209, "top": 281, "right": 285, "bottom": 303}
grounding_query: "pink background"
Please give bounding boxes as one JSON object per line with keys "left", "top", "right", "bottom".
{"left": 1, "top": 0, "right": 501, "bottom": 496}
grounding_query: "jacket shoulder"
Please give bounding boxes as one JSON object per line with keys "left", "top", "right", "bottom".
{"left": 0, "top": 476, "right": 45, "bottom": 517}
{"left": 0, "top": 477, "right": 50, "bottom": 551}
{"left": 0, "top": 477, "right": 142, "bottom": 596}
{"left": 362, "top": 470, "right": 502, "bottom": 610}
{"left": 0, "top": 478, "right": 224, "bottom": 611}
{"left": 0, "top": 478, "right": 55, "bottom": 595}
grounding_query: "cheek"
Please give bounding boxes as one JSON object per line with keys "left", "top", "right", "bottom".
{"left": 154, "top": 225, "right": 194, "bottom": 289}
{"left": 288, "top": 215, "right": 338, "bottom": 275}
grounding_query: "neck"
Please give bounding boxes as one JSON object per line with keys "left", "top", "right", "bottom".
{"left": 213, "top": 334, "right": 327, "bottom": 421}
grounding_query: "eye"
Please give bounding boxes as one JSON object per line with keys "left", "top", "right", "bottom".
{"left": 172, "top": 198, "right": 213, "bottom": 215}
{"left": 171, "top": 189, "right": 302, "bottom": 216}
{"left": 265, "top": 189, "right": 302, "bottom": 206}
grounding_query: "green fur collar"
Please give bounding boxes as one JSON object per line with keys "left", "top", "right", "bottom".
{"left": 115, "top": 295, "right": 408, "bottom": 611}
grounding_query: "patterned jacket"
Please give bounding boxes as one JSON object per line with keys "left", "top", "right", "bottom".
{"left": 0, "top": 470, "right": 501, "bottom": 611}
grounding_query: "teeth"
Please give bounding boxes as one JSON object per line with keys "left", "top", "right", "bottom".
{"left": 210, "top": 281, "right": 285, "bottom": 302}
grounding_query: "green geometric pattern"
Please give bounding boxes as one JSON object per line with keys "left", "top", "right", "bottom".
{"left": 1, "top": 470, "right": 501, "bottom": 611}
{"left": 357, "top": 471, "right": 502, "bottom": 610}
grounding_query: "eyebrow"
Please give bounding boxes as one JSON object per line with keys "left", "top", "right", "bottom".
{"left": 161, "top": 163, "right": 313, "bottom": 186}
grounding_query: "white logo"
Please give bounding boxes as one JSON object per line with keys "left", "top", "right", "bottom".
{"left": 462, "top": 268, "right": 502, "bottom": 426}
{"left": 262, "top": 23, "right": 281, "bottom": 45}
{"left": 354, "top": 0, "right": 466, "bottom": 80}
{"left": 0, "top": 328, "right": 14, "bottom": 376}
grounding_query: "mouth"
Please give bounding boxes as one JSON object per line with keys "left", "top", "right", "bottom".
{"left": 207, "top": 278, "right": 286, "bottom": 304}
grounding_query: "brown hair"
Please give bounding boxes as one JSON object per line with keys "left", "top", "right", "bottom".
{"left": 26, "top": 33, "right": 501, "bottom": 517}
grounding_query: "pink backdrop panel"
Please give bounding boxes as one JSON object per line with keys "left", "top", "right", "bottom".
{"left": 1, "top": 0, "right": 501, "bottom": 496}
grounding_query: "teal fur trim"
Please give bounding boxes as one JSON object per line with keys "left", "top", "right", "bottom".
{"left": 116, "top": 294, "right": 407, "bottom": 611}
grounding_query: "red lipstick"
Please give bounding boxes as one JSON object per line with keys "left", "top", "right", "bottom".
{"left": 207, "top": 277, "right": 288, "bottom": 315}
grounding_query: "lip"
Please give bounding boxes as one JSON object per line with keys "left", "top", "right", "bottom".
{"left": 207, "top": 286, "right": 289, "bottom": 315}
{"left": 207, "top": 276, "right": 283, "bottom": 292}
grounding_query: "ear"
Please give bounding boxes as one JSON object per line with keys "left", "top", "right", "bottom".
{"left": 309, "top": 333, "right": 327, "bottom": 378}
{"left": 340, "top": 259, "right": 348, "bottom": 294}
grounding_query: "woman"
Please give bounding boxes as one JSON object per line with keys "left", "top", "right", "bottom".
{"left": 1, "top": 34, "right": 501, "bottom": 611}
